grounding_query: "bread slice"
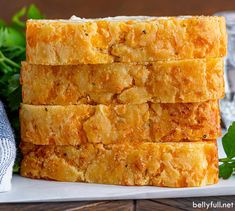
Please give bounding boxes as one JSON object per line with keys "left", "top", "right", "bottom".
{"left": 20, "top": 101, "right": 221, "bottom": 145}
{"left": 21, "top": 58, "right": 224, "bottom": 105}
{"left": 26, "top": 16, "right": 227, "bottom": 65}
{"left": 20, "top": 141, "right": 218, "bottom": 187}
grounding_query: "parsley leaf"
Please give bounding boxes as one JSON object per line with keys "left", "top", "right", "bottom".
{"left": 11, "top": 6, "right": 27, "bottom": 29}
{"left": 219, "top": 122, "right": 235, "bottom": 179}
{"left": 219, "top": 163, "right": 234, "bottom": 179}
{"left": 222, "top": 122, "right": 235, "bottom": 159}
{"left": 27, "top": 4, "right": 45, "bottom": 19}
{"left": 0, "top": 27, "right": 25, "bottom": 47}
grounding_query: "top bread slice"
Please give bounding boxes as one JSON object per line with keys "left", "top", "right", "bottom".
{"left": 26, "top": 16, "right": 227, "bottom": 65}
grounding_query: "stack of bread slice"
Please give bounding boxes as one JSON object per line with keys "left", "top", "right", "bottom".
{"left": 20, "top": 16, "right": 227, "bottom": 187}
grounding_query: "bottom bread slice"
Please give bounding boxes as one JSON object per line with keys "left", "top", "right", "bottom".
{"left": 20, "top": 141, "right": 218, "bottom": 187}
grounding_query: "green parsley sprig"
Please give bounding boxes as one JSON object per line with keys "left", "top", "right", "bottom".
{"left": 0, "top": 4, "right": 44, "bottom": 172}
{"left": 219, "top": 122, "right": 235, "bottom": 179}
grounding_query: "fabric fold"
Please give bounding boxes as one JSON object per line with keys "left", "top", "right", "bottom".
{"left": 0, "top": 101, "right": 16, "bottom": 192}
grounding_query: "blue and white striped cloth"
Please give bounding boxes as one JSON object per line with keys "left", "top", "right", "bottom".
{"left": 0, "top": 101, "right": 16, "bottom": 192}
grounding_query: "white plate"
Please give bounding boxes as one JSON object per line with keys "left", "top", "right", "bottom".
{"left": 0, "top": 138, "right": 235, "bottom": 203}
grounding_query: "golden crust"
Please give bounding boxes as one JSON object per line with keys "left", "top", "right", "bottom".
{"left": 21, "top": 58, "right": 224, "bottom": 105}
{"left": 20, "top": 141, "right": 218, "bottom": 187}
{"left": 20, "top": 101, "right": 221, "bottom": 145}
{"left": 26, "top": 16, "right": 227, "bottom": 65}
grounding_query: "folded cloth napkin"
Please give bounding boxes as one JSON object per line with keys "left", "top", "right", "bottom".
{"left": 0, "top": 101, "right": 16, "bottom": 192}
